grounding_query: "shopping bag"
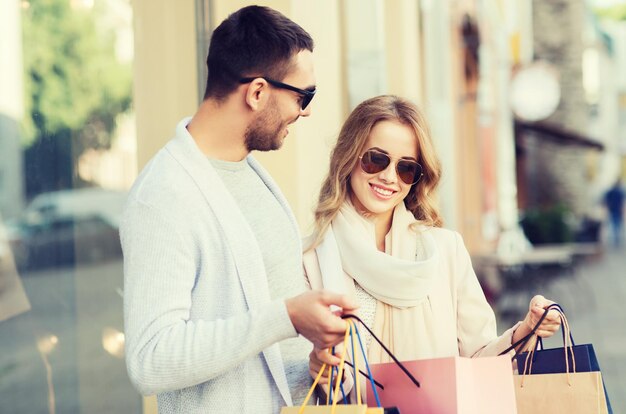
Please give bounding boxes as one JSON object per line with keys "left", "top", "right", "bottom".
{"left": 366, "top": 354, "right": 517, "bottom": 414}
{"left": 332, "top": 315, "right": 514, "bottom": 414}
{"left": 514, "top": 371, "right": 607, "bottom": 413}
{"left": 513, "top": 304, "right": 609, "bottom": 413}
{"left": 516, "top": 342, "right": 612, "bottom": 413}
{"left": 281, "top": 320, "right": 383, "bottom": 414}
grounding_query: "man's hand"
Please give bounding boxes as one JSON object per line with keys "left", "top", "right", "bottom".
{"left": 285, "top": 290, "right": 358, "bottom": 349}
{"left": 308, "top": 346, "right": 355, "bottom": 398}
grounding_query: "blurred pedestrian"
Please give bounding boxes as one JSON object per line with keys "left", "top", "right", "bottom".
{"left": 604, "top": 179, "right": 625, "bottom": 247}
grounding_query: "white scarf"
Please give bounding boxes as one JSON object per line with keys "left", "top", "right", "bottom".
{"left": 329, "top": 202, "right": 439, "bottom": 309}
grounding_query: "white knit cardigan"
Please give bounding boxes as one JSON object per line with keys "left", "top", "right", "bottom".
{"left": 120, "top": 118, "right": 301, "bottom": 413}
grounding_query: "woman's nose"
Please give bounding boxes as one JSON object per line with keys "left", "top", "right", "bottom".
{"left": 378, "top": 162, "right": 398, "bottom": 183}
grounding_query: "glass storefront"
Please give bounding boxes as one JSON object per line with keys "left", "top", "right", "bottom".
{"left": 0, "top": 0, "right": 141, "bottom": 412}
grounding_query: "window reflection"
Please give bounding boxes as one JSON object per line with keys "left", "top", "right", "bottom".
{"left": 0, "top": 0, "right": 139, "bottom": 412}
{"left": 6, "top": 189, "right": 126, "bottom": 271}
{"left": 102, "top": 327, "right": 125, "bottom": 359}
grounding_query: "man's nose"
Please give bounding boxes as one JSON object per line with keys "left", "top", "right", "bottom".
{"left": 300, "top": 104, "right": 312, "bottom": 117}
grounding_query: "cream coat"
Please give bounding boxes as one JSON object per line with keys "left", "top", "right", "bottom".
{"left": 304, "top": 226, "right": 519, "bottom": 362}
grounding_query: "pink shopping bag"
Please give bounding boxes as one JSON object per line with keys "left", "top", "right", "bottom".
{"left": 366, "top": 355, "right": 517, "bottom": 414}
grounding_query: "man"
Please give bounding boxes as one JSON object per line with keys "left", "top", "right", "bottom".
{"left": 120, "top": 6, "right": 356, "bottom": 413}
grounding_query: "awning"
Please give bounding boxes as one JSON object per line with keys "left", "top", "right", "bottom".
{"left": 514, "top": 120, "right": 605, "bottom": 150}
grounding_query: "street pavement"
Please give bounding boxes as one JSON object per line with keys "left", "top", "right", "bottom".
{"left": 494, "top": 245, "right": 626, "bottom": 412}
{"left": 0, "top": 259, "right": 141, "bottom": 414}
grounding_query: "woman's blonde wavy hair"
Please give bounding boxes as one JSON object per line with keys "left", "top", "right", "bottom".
{"left": 309, "top": 95, "right": 443, "bottom": 249}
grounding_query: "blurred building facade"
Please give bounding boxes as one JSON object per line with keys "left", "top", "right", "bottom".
{"left": 516, "top": 0, "right": 604, "bottom": 223}
{"left": 595, "top": 18, "right": 626, "bottom": 187}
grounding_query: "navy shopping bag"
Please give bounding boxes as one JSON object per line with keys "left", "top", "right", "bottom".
{"left": 514, "top": 305, "right": 613, "bottom": 414}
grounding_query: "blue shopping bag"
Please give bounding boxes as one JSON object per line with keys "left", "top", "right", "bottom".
{"left": 514, "top": 305, "right": 612, "bottom": 414}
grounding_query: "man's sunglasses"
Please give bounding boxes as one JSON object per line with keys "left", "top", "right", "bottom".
{"left": 359, "top": 148, "right": 424, "bottom": 185}
{"left": 239, "top": 77, "right": 316, "bottom": 110}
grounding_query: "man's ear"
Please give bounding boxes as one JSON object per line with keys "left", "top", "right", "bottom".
{"left": 244, "top": 78, "right": 269, "bottom": 111}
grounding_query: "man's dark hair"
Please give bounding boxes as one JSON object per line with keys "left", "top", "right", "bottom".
{"left": 203, "top": 5, "right": 314, "bottom": 100}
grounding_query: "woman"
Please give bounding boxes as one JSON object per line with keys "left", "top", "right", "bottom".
{"left": 303, "top": 95, "right": 560, "bottom": 388}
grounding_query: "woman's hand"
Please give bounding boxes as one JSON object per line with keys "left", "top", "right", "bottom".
{"left": 309, "top": 347, "right": 342, "bottom": 384}
{"left": 511, "top": 295, "right": 563, "bottom": 353}
{"left": 309, "top": 345, "right": 355, "bottom": 402}
{"left": 523, "top": 295, "right": 562, "bottom": 338}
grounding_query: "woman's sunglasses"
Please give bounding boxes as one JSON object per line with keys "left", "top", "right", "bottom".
{"left": 359, "top": 148, "right": 424, "bottom": 185}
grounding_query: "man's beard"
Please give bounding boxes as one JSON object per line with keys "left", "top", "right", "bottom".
{"left": 244, "top": 101, "right": 289, "bottom": 152}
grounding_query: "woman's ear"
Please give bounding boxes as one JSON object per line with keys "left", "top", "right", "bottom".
{"left": 243, "top": 78, "right": 269, "bottom": 112}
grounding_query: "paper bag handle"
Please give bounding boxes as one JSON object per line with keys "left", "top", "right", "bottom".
{"left": 342, "top": 314, "right": 421, "bottom": 389}
{"left": 328, "top": 320, "right": 367, "bottom": 405}
{"left": 519, "top": 307, "right": 577, "bottom": 386}
{"left": 298, "top": 323, "right": 353, "bottom": 413}
{"left": 499, "top": 303, "right": 566, "bottom": 357}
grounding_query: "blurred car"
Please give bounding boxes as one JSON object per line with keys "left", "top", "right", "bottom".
{"left": 6, "top": 188, "right": 126, "bottom": 271}
{"left": 16, "top": 187, "right": 126, "bottom": 228}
